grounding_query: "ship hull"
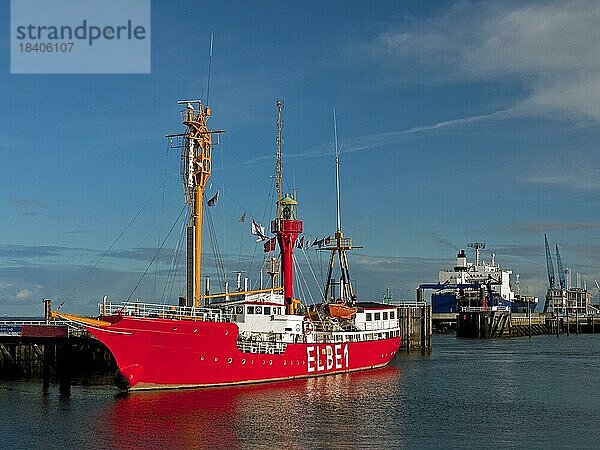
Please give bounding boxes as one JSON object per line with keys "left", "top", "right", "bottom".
{"left": 86, "top": 316, "right": 400, "bottom": 390}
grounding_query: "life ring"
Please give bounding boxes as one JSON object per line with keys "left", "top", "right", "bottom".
{"left": 303, "top": 317, "right": 314, "bottom": 335}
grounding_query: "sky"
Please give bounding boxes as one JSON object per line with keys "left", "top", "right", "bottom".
{"left": 2, "top": 0, "right": 600, "bottom": 316}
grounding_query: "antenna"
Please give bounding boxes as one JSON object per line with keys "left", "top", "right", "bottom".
{"left": 205, "top": 33, "right": 214, "bottom": 107}
{"left": 276, "top": 100, "right": 283, "bottom": 228}
{"left": 467, "top": 242, "right": 485, "bottom": 266}
{"left": 333, "top": 108, "right": 341, "bottom": 232}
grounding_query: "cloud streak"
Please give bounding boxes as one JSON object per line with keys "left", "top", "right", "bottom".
{"left": 243, "top": 109, "right": 510, "bottom": 166}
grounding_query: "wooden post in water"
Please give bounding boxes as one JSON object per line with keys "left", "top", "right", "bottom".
{"left": 421, "top": 306, "right": 428, "bottom": 353}
{"left": 42, "top": 344, "right": 52, "bottom": 393}
{"left": 406, "top": 307, "right": 411, "bottom": 353}
{"left": 58, "top": 342, "right": 71, "bottom": 397}
{"left": 575, "top": 307, "right": 579, "bottom": 334}
{"left": 528, "top": 304, "right": 532, "bottom": 337}
{"left": 566, "top": 311, "right": 570, "bottom": 336}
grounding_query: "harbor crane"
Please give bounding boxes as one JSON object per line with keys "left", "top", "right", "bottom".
{"left": 555, "top": 244, "right": 566, "bottom": 289}
{"left": 544, "top": 234, "right": 555, "bottom": 289}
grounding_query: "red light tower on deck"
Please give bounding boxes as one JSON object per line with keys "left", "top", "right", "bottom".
{"left": 272, "top": 195, "right": 302, "bottom": 313}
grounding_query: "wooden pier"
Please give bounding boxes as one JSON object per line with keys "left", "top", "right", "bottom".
{"left": 0, "top": 320, "right": 115, "bottom": 393}
{"left": 455, "top": 309, "right": 600, "bottom": 338}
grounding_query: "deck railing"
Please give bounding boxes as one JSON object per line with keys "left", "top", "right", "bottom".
{"left": 99, "top": 301, "right": 234, "bottom": 323}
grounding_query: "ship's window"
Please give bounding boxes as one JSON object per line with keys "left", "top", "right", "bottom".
{"left": 374, "top": 312, "right": 381, "bottom": 321}
{"left": 255, "top": 306, "right": 262, "bottom": 314}
{"left": 366, "top": 313, "right": 372, "bottom": 321}
{"left": 236, "top": 306, "right": 244, "bottom": 314}
{"left": 264, "top": 306, "right": 271, "bottom": 315}
{"left": 383, "top": 312, "right": 388, "bottom": 320}
{"left": 390, "top": 311, "right": 395, "bottom": 319}
{"left": 247, "top": 306, "right": 254, "bottom": 314}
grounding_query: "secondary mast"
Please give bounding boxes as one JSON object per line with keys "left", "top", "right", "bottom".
{"left": 322, "top": 110, "right": 360, "bottom": 305}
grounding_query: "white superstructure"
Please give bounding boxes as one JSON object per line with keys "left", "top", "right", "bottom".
{"left": 438, "top": 249, "right": 515, "bottom": 302}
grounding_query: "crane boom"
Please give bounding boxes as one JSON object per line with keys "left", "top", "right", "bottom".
{"left": 555, "top": 243, "right": 566, "bottom": 289}
{"left": 544, "top": 234, "right": 555, "bottom": 289}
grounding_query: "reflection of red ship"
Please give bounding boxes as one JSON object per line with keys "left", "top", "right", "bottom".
{"left": 96, "top": 365, "right": 402, "bottom": 449}
{"left": 54, "top": 98, "right": 401, "bottom": 390}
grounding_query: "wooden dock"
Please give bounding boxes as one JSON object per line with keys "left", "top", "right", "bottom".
{"left": 0, "top": 320, "right": 115, "bottom": 393}
{"left": 455, "top": 309, "right": 600, "bottom": 338}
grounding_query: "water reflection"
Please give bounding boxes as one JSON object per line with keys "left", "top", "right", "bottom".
{"left": 92, "top": 366, "right": 402, "bottom": 449}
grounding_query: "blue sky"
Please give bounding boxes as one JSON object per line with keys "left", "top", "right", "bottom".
{"left": 2, "top": 0, "right": 600, "bottom": 316}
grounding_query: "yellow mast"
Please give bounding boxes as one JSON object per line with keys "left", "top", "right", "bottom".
{"left": 180, "top": 101, "right": 214, "bottom": 307}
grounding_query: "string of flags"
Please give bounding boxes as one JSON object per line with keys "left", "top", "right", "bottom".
{"left": 246, "top": 215, "right": 332, "bottom": 253}
{"left": 208, "top": 201, "right": 329, "bottom": 252}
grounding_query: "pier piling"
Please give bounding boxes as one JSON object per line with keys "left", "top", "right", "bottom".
{"left": 398, "top": 303, "right": 432, "bottom": 353}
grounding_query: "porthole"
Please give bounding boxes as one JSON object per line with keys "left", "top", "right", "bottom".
{"left": 269, "top": 360, "right": 273, "bottom": 365}
{"left": 200, "top": 356, "right": 205, "bottom": 361}
{"left": 228, "top": 358, "right": 232, "bottom": 364}
{"left": 193, "top": 328, "right": 197, "bottom": 333}
{"left": 225, "top": 330, "right": 228, "bottom": 335}
{"left": 173, "top": 327, "right": 177, "bottom": 331}
{"left": 241, "top": 359, "right": 246, "bottom": 364}
{"left": 214, "top": 357, "right": 218, "bottom": 362}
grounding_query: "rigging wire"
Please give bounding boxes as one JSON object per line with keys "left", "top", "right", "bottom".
{"left": 205, "top": 203, "right": 227, "bottom": 288}
{"left": 62, "top": 174, "right": 170, "bottom": 304}
{"left": 300, "top": 245, "right": 325, "bottom": 302}
{"left": 245, "top": 171, "right": 277, "bottom": 283}
{"left": 293, "top": 254, "right": 324, "bottom": 322}
{"left": 153, "top": 144, "right": 170, "bottom": 302}
{"left": 126, "top": 205, "right": 187, "bottom": 302}
{"left": 161, "top": 215, "right": 188, "bottom": 304}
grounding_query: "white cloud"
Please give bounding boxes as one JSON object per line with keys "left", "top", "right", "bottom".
{"left": 16, "top": 288, "right": 32, "bottom": 299}
{"left": 364, "top": 0, "right": 600, "bottom": 121}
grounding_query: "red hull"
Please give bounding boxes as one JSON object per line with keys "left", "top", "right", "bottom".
{"left": 86, "top": 316, "right": 400, "bottom": 390}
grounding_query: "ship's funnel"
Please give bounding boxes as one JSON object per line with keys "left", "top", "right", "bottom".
{"left": 455, "top": 249, "right": 467, "bottom": 271}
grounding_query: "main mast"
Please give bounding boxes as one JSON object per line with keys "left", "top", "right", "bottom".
{"left": 176, "top": 100, "right": 220, "bottom": 307}
{"left": 271, "top": 100, "right": 302, "bottom": 314}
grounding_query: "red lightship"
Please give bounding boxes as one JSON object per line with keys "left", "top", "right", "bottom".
{"left": 54, "top": 99, "right": 400, "bottom": 390}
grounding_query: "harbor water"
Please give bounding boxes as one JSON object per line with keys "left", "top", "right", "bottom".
{"left": 2, "top": 334, "right": 600, "bottom": 449}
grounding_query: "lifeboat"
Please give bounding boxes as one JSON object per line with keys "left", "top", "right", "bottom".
{"left": 327, "top": 301, "right": 358, "bottom": 319}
